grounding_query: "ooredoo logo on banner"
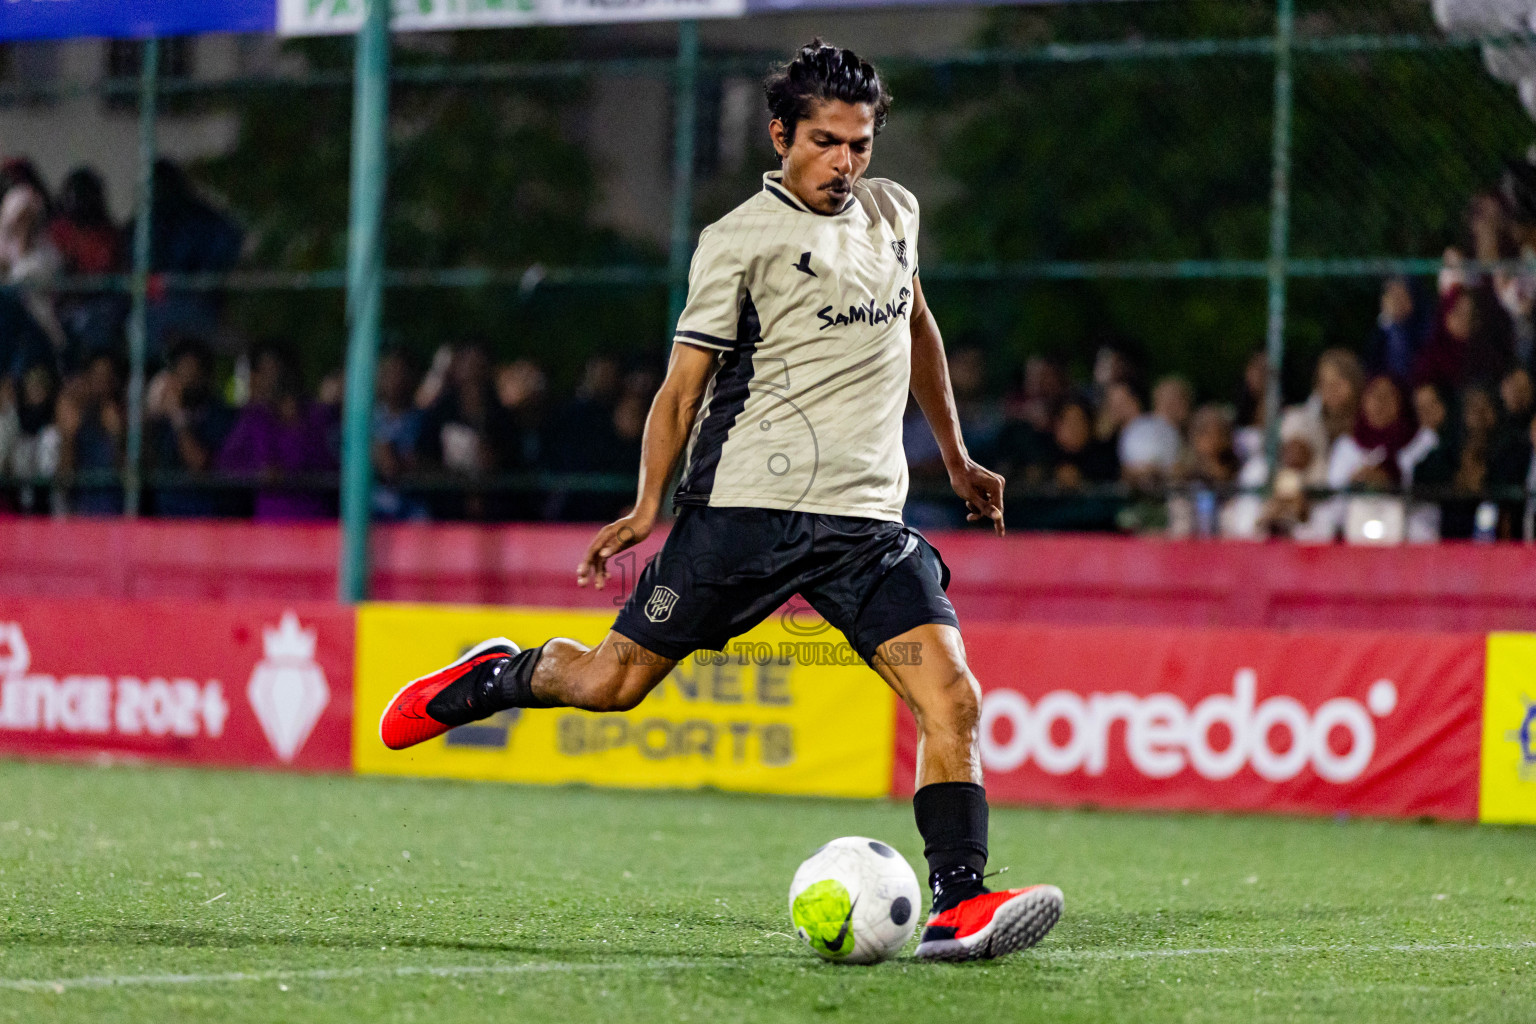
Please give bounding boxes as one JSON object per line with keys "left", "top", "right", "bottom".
{"left": 0, "top": 598, "right": 353, "bottom": 771}
{"left": 893, "top": 624, "right": 1487, "bottom": 820}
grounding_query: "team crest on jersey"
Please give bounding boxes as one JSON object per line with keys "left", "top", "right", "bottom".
{"left": 645, "top": 585, "right": 680, "bottom": 623}
{"left": 891, "top": 238, "right": 909, "bottom": 269}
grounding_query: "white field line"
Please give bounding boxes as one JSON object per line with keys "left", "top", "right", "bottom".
{"left": 3, "top": 942, "right": 1533, "bottom": 993}
{"left": 1040, "top": 941, "right": 1536, "bottom": 961}
{"left": 0, "top": 959, "right": 735, "bottom": 993}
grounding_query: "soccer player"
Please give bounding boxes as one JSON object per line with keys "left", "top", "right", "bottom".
{"left": 380, "top": 39, "right": 1063, "bottom": 961}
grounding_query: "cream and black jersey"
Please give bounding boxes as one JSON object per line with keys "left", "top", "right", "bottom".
{"left": 672, "top": 171, "right": 919, "bottom": 523}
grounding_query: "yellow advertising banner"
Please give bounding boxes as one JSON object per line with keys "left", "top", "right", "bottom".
{"left": 1479, "top": 633, "right": 1536, "bottom": 824}
{"left": 353, "top": 603, "right": 895, "bottom": 798}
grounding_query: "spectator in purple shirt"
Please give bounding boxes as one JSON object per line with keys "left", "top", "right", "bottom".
{"left": 217, "top": 342, "right": 336, "bottom": 521}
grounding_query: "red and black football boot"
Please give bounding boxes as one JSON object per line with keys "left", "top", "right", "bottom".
{"left": 913, "top": 884, "right": 1063, "bottom": 961}
{"left": 379, "top": 637, "right": 519, "bottom": 750}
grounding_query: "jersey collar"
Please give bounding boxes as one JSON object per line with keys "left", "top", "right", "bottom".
{"left": 762, "top": 172, "right": 858, "bottom": 216}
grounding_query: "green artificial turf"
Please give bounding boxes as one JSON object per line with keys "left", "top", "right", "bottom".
{"left": 0, "top": 758, "right": 1532, "bottom": 1023}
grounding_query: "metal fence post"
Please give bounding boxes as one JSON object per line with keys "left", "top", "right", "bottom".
{"left": 1262, "top": 0, "right": 1295, "bottom": 477}
{"left": 124, "top": 36, "right": 159, "bottom": 517}
{"left": 666, "top": 20, "right": 700, "bottom": 334}
{"left": 338, "top": 0, "right": 391, "bottom": 603}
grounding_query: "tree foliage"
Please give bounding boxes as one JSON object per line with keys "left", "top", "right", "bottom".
{"left": 901, "top": 0, "right": 1535, "bottom": 398}
{"left": 191, "top": 30, "right": 665, "bottom": 385}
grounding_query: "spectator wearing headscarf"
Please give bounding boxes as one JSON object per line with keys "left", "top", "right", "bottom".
{"left": 1117, "top": 375, "right": 1189, "bottom": 487}
{"left": 1043, "top": 398, "right": 1119, "bottom": 489}
{"left": 1440, "top": 386, "right": 1501, "bottom": 539}
{"left": 147, "top": 336, "right": 235, "bottom": 517}
{"left": 1492, "top": 366, "right": 1534, "bottom": 479}
{"left": 1299, "top": 376, "right": 1414, "bottom": 543}
{"left": 1231, "top": 351, "right": 1268, "bottom": 465}
{"left": 49, "top": 166, "right": 127, "bottom": 362}
{"left": 2, "top": 363, "right": 61, "bottom": 513}
{"left": 371, "top": 349, "right": 427, "bottom": 522}
{"left": 1367, "top": 277, "right": 1431, "bottom": 384}
{"left": 1489, "top": 369, "right": 1536, "bottom": 537}
{"left": 216, "top": 343, "right": 336, "bottom": 521}
{"left": 1413, "top": 286, "right": 1483, "bottom": 394}
{"left": 1328, "top": 376, "right": 1415, "bottom": 492}
{"left": 1299, "top": 349, "right": 1365, "bottom": 467}
{"left": 1225, "top": 405, "right": 1330, "bottom": 540}
{"left": 127, "top": 160, "right": 244, "bottom": 357}
{"left": 0, "top": 169, "right": 67, "bottom": 362}
{"left": 1015, "top": 398, "right": 1122, "bottom": 533}
{"left": 1178, "top": 404, "right": 1240, "bottom": 488}
{"left": 1396, "top": 381, "right": 1455, "bottom": 542}
{"left": 49, "top": 167, "right": 122, "bottom": 275}
{"left": 54, "top": 351, "right": 126, "bottom": 515}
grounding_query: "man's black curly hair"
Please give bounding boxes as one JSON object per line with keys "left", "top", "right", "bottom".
{"left": 764, "top": 39, "right": 891, "bottom": 146}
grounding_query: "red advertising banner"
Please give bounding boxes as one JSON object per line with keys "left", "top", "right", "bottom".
{"left": 0, "top": 598, "right": 354, "bottom": 771}
{"left": 894, "top": 625, "right": 1486, "bottom": 820}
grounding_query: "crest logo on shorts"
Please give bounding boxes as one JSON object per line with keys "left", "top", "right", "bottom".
{"left": 891, "top": 238, "right": 908, "bottom": 270}
{"left": 645, "top": 585, "right": 680, "bottom": 623}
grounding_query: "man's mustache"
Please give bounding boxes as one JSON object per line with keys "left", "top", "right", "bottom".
{"left": 820, "top": 177, "right": 851, "bottom": 192}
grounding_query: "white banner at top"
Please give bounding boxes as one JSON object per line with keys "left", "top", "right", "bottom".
{"left": 279, "top": 0, "right": 746, "bottom": 35}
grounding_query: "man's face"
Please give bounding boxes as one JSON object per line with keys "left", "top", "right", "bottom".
{"left": 1104, "top": 382, "right": 1141, "bottom": 427}
{"left": 1054, "top": 404, "right": 1090, "bottom": 453}
{"left": 85, "top": 357, "right": 118, "bottom": 403}
{"left": 1381, "top": 279, "right": 1413, "bottom": 324}
{"left": 771, "top": 99, "right": 876, "bottom": 215}
{"left": 1502, "top": 368, "right": 1533, "bottom": 415}
{"left": 948, "top": 348, "right": 985, "bottom": 400}
{"left": 1361, "top": 378, "right": 1400, "bottom": 430}
{"left": 251, "top": 353, "right": 282, "bottom": 405}
{"left": 1281, "top": 437, "right": 1313, "bottom": 471}
{"left": 1446, "top": 292, "right": 1475, "bottom": 341}
{"left": 1153, "top": 381, "right": 1191, "bottom": 428}
{"left": 173, "top": 353, "right": 208, "bottom": 397}
{"left": 376, "top": 355, "right": 410, "bottom": 407}
{"left": 1413, "top": 385, "right": 1446, "bottom": 432}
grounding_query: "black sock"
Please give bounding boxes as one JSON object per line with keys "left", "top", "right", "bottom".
{"left": 913, "top": 781, "right": 989, "bottom": 912}
{"left": 493, "top": 643, "right": 558, "bottom": 709}
{"left": 425, "top": 643, "right": 558, "bottom": 726}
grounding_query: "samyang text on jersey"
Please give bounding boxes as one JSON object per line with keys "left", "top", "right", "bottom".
{"left": 671, "top": 171, "right": 919, "bottom": 522}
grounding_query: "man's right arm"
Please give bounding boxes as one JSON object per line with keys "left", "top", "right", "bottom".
{"left": 577, "top": 342, "right": 717, "bottom": 588}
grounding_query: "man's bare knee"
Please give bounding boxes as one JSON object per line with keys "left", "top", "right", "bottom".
{"left": 914, "top": 669, "right": 980, "bottom": 738}
{"left": 582, "top": 680, "right": 646, "bottom": 713}
{"left": 566, "top": 656, "right": 656, "bottom": 713}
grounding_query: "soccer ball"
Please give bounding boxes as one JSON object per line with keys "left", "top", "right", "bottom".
{"left": 788, "top": 836, "right": 922, "bottom": 964}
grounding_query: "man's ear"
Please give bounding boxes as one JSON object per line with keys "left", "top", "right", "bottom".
{"left": 769, "top": 118, "right": 790, "bottom": 160}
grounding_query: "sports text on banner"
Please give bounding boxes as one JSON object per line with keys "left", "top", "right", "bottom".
{"left": 352, "top": 603, "right": 894, "bottom": 798}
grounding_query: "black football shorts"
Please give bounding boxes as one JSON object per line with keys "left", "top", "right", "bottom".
{"left": 612, "top": 504, "right": 959, "bottom": 665}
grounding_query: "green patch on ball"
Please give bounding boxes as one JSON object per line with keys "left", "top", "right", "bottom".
{"left": 792, "top": 878, "right": 856, "bottom": 959}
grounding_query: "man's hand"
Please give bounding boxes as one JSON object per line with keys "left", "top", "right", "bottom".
{"left": 950, "top": 459, "right": 1006, "bottom": 536}
{"left": 577, "top": 511, "right": 656, "bottom": 589}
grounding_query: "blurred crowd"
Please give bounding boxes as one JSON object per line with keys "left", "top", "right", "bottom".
{"left": 7, "top": 153, "right": 1536, "bottom": 541}
{"left": 0, "top": 333, "right": 660, "bottom": 523}
{"left": 903, "top": 171, "right": 1536, "bottom": 543}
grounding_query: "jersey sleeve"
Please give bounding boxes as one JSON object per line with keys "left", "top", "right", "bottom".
{"left": 909, "top": 191, "right": 920, "bottom": 274}
{"left": 673, "top": 226, "right": 746, "bottom": 352}
{"left": 896, "top": 181, "right": 920, "bottom": 275}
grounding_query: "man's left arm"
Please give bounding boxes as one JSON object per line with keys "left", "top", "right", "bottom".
{"left": 908, "top": 274, "right": 1006, "bottom": 535}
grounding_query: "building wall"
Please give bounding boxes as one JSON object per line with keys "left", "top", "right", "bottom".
{"left": 0, "top": 10, "right": 979, "bottom": 253}
{"left": 0, "top": 37, "right": 252, "bottom": 220}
